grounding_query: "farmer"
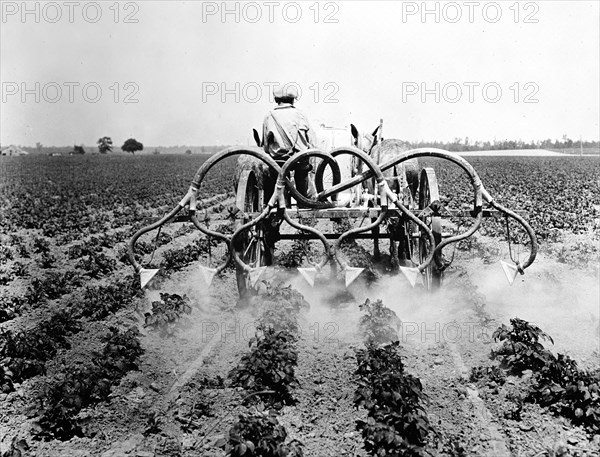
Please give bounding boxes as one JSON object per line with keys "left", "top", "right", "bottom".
{"left": 262, "top": 85, "right": 317, "bottom": 200}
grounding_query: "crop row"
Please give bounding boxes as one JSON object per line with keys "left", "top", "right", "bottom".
{"left": 2, "top": 155, "right": 598, "bottom": 247}
{"left": 421, "top": 156, "right": 599, "bottom": 240}
{"left": 355, "top": 299, "right": 434, "bottom": 456}
{"left": 486, "top": 318, "right": 599, "bottom": 433}
{"left": 0, "top": 154, "right": 236, "bottom": 242}
{"left": 223, "top": 285, "right": 308, "bottom": 456}
{"left": 0, "top": 274, "right": 142, "bottom": 391}
{"left": 32, "top": 326, "right": 144, "bottom": 440}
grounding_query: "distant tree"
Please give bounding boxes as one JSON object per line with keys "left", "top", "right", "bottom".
{"left": 97, "top": 136, "right": 113, "bottom": 154}
{"left": 36, "top": 142, "right": 43, "bottom": 153}
{"left": 121, "top": 138, "right": 144, "bottom": 154}
{"left": 185, "top": 149, "right": 192, "bottom": 155}
{"left": 72, "top": 144, "right": 85, "bottom": 155}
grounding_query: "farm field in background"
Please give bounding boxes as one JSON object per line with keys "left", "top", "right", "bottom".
{"left": 0, "top": 153, "right": 599, "bottom": 456}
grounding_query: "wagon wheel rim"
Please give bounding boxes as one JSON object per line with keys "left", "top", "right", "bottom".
{"left": 418, "top": 168, "right": 443, "bottom": 290}
{"left": 235, "top": 170, "right": 272, "bottom": 301}
{"left": 314, "top": 158, "right": 339, "bottom": 202}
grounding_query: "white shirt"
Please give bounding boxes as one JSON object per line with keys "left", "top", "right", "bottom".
{"left": 262, "top": 103, "right": 317, "bottom": 161}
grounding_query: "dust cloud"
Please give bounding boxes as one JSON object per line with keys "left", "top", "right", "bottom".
{"left": 140, "top": 252, "right": 599, "bottom": 371}
{"left": 270, "top": 256, "right": 599, "bottom": 366}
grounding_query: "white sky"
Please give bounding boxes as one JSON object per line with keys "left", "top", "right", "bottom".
{"left": 1, "top": 0, "right": 599, "bottom": 147}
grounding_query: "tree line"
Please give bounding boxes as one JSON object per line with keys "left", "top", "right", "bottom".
{"left": 408, "top": 137, "right": 599, "bottom": 152}
{"left": 12, "top": 136, "right": 599, "bottom": 156}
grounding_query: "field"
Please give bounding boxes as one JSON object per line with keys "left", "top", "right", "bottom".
{"left": 0, "top": 154, "right": 599, "bottom": 457}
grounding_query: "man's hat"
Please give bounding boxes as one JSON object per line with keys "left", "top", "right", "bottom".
{"left": 273, "top": 85, "right": 298, "bottom": 100}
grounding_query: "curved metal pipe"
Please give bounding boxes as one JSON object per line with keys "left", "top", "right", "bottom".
{"left": 382, "top": 185, "right": 437, "bottom": 273}
{"left": 317, "top": 148, "right": 489, "bottom": 210}
{"left": 312, "top": 147, "right": 437, "bottom": 273}
{"left": 282, "top": 210, "right": 332, "bottom": 270}
{"left": 189, "top": 215, "right": 232, "bottom": 275}
{"left": 374, "top": 149, "right": 486, "bottom": 265}
{"left": 313, "top": 146, "right": 383, "bottom": 202}
{"left": 433, "top": 212, "right": 483, "bottom": 266}
{"left": 333, "top": 208, "right": 387, "bottom": 269}
{"left": 129, "top": 147, "right": 280, "bottom": 275}
{"left": 191, "top": 146, "right": 280, "bottom": 191}
{"left": 379, "top": 148, "right": 487, "bottom": 210}
{"left": 489, "top": 201, "right": 538, "bottom": 270}
{"left": 277, "top": 149, "right": 341, "bottom": 209}
{"left": 187, "top": 148, "right": 279, "bottom": 275}
{"left": 127, "top": 192, "right": 191, "bottom": 272}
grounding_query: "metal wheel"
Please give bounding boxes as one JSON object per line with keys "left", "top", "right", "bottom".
{"left": 314, "top": 161, "right": 338, "bottom": 202}
{"left": 314, "top": 156, "right": 344, "bottom": 203}
{"left": 235, "top": 170, "right": 273, "bottom": 301}
{"left": 418, "top": 168, "right": 443, "bottom": 290}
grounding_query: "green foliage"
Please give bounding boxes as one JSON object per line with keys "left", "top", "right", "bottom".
{"left": 67, "top": 242, "right": 102, "bottom": 260}
{"left": 31, "top": 237, "right": 50, "bottom": 255}
{"left": 1, "top": 364, "right": 15, "bottom": 393}
{"left": 529, "top": 353, "right": 600, "bottom": 432}
{"left": 75, "top": 252, "right": 116, "bottom": 278}
{"left": 0, "top": 295, "right": 25, "bottom": 322}
{"left": 276, "top": 240, "right": 307, "bottom": 269}
{"left": 72, "top": 145, "right": 86, "bottom": 155}
{"left": 144, "top": 293, "right": 192, "bottom": 337}
{"left": 491, "top": 318, "right": 600, "bottom": 432}
{"left": 0, "top": 267, "right": 15, "bottom": 286}
{"left": 94, "top": 327, "right": 144, "bottom": 376}
{"left": 354, "top": 341, "right": 434, "bottom": 456}
{"left": 34, "top": 327, "right": 144, "bottom": 441}
{"left": 229, "top": 326, "right": 298, "bottom": 408}
{"left": 469, "top": 365, "right": 506, "bottom": 385}
{"left": 0, "top": 310, "right": 81, "bottom": 386}
{"left": 160, "top": 238, "right": 217, "bottom": 271}
{"left": 0, "top": 245, "right": 14, "bottom": 263}
{"left": 224, "top": 410, "right": 303, "bottom": 457}
{"left": 492, "top": 317, "right": 554, "bottom": 373}
{"left": 97, "top": 136, "right": 113, "bottom": 154}
{"left": 121, "top": 138, "right": 144, "bottom": 154}
{"left": 69, "top": 278, "right": 141, "bottom": 320}
{"left": 358, "top": 299, "right": 400, "bottom": 345}
{"left": 256, "top": 284, "right": 309, "bottom": 335}
{"left": 26, "top": 271, "right": 83, "bottom": 302}
{"left": 36, "top": 252, "right": 56, "bottom": 269}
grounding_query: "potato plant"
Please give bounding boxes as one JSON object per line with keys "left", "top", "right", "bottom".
{"left": 68, "top": 277, "right": 142, "bottom": 320}
{"left": 144, "top": 292, "right": 192, "bottom": 337}
{"left": 491, "top": 318, "right": 600, "bottom": 432}
{"left": 0, "top": 310, "right": 81, "bottom": 386}
{"left": 225, "top": 410, "right": 303, "bottom": 457}
{"left": 354, "top": 300, "right": 435, "bottom": 456}
{"left": 229, "top": 325, "right": 299, "bottom": 408}
{"left": 225, "top": 285, "right": 306, "bottom": 455}
{"left": 354, "top": 341, "right": 435, "bottom": 457}
{"left": 33, "top": 327, "right": 144, "bottom": 440}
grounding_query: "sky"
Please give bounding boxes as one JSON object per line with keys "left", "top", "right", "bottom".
{"left": 1, "top": 0, "right": 599, "bottom": 147}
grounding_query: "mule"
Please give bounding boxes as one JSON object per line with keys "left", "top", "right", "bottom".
{"left": 350, "top": 124, "right": 419, "bottom": 269}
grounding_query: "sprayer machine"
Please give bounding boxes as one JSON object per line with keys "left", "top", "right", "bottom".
{"left": 128, "top": 123, "right": 537, "bottom": 299}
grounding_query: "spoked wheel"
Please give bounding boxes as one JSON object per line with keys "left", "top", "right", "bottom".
{"left": 235, "top": 170, "right": 273, "bottom": 302}
{"left": 391, "top": 166, "right": 419, "bottom": 270}
{"left": 418, "top": 168, "right": 443, "bottom": 290}
{"left": 314, "top": 159, "right": 337, "bottom": 202}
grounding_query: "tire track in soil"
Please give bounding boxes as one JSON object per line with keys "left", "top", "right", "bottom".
{"left": 447, "top": 342, "right": 511, "bottom": 456}
{"left": 400, "top": 332, "right": 509, "bottom": 456}
{"left": 278, "top": 320, "right": 368, "bottom": 457}
{"left": 367, "top": 271, "right": 512, "bottom": 456}
{"left": 448, "top": 257, "right": 600, "bottom": 457}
